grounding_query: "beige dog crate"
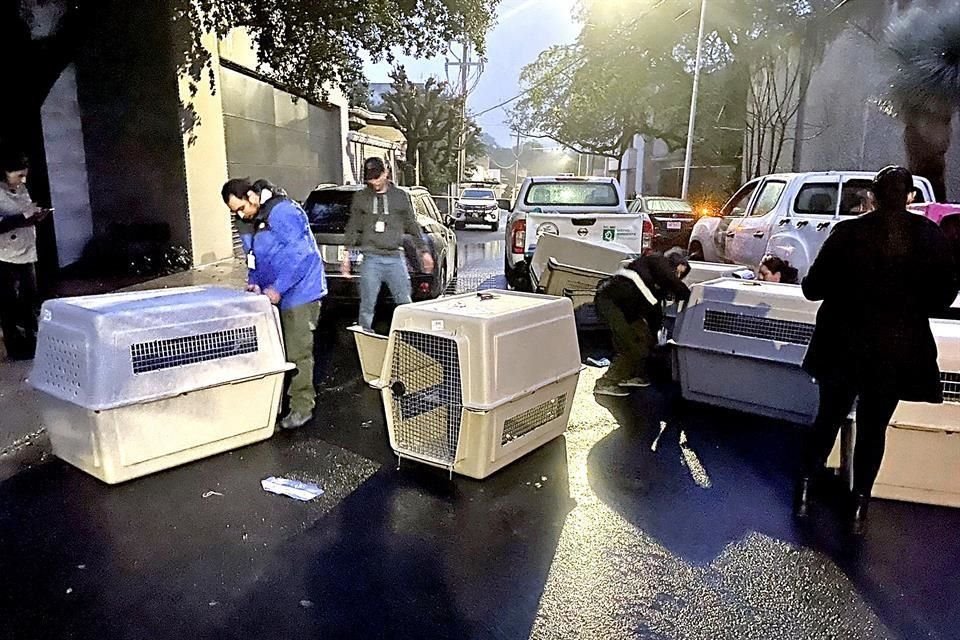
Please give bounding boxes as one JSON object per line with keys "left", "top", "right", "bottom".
{"left": 671, "top": 279, "right": 822, "bottom": 424}
{"left": 828, "top": 318, "right": 960, "bottom": 507}
{"left": 350, "top": 290, "right": 582, "bottom": 479}
{"left": 685, "top": 262, "right": 750, "bottom": 286}
{"left": 529, "top": 234, "right": 632, "bottom": 295}
{"left": 30, "top": 287, "right": 292, "bottom": 484}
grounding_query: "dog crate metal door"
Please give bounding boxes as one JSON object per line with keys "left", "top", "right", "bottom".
{"left": 388, "top": 330, "right": 464, "bottom": 468}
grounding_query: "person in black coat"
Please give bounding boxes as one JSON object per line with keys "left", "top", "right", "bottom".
{"left": 796, "top": 166, "right": 959, "bottom": 535}
{"left": 593, "top": 248, "right": 691, "bottom": 396}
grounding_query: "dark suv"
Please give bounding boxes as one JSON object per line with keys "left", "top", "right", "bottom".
{"left": 303, "top": 185, "right": 458, "bottom": 301}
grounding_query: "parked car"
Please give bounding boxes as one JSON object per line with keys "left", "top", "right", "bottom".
{"left": 504, "top": 176, "right": 651, "bottom": 290}
{"left": 453, "top": 187, "right": 500, "bottom": 230}
{"left": 688, "top": 171, "right": 936, "bottom": 277}
{"left": 628, "top": 196, "right": 696, "bottom": 252}
{"left": 303, "top": 185, "right": 458, "bottom": 301}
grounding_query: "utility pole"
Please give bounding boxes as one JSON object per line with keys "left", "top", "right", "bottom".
{"left": 445, "top": 39, "right": 483, "bottom": 197}
{"left": 681, "top": 0, "right": 708, "bottom": 201}
{"left": 513, "top": 129, "right": 521, "bottom": 198}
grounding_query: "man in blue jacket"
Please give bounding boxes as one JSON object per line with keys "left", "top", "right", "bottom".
{"left": 222, "top": 178, "right": 327, "bottom": 430}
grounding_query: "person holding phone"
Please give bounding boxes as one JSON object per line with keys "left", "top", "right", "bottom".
{"left": 0, "top": 150, "right": 49, "bottom": 360}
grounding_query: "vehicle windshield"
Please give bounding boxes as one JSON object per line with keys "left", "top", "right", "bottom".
{"left": 524, "top": 182, "right": 620, "bottom": 207}
{"left": 303, "top": 190, "right": 355, "bottom": 234}
{"left": 461, "top": 189, "right": 495, "bottom": 199}
{"left": 645, "top": 198, "right": 694, "bottom": 217}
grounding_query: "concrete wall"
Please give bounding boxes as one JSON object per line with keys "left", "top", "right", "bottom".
{"left": 73, "top": 0, "right": 191, "bottom": 245}
{"left": 795, "top": 0, "right": 960, "bottom": 199}
{"left": 40, "top": 65, "right": 94, "bottom": 267}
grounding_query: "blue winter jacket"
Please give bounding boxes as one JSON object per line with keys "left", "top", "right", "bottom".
{"left": 244, "top": 196, "right": 327, "bottom": 310}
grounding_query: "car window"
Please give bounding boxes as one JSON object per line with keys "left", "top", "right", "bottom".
{"left": 303, "top": 190, "right": 355, "bottom": 234}
{"left": 524, "top": 182, "right": 620, "bottom": 207}
{"left": 421, "top": 195, "right": 445, "bottom": 223}
{"left": 751, "top": 181, "right": 787, "bottom": 217}
{"left": 412, "top": 195, "right": 432, "bottom": 222}
{"left": 721, "top": 182, "right": 759, "bottom": 217}
{"left": 840, "top": 179, "right": 875, "bottom": 216}
{"left": 628, "top": 199, "right": 643, "bottom": 213}
{"left": 795, "top": 183, "right": 839, "bottom": 216}
{"left": 645, "top": 198, "right": 694, "bottom": 217}
{"left": 461, "top": 189, "right": 495, "bottom": 199}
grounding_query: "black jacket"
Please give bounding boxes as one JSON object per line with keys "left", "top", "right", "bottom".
{"left": 597, "top": 254, "right": 691, "bottom": 326}
{"left": 802, "top": 208, "right": 958, "bottom": 402}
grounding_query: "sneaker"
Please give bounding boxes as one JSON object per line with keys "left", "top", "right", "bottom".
{"left": 619, "top": 377, "right": 651, "bottom": 388}
{"left": 594, "top": 382, "right": 629, "bottom": 397}
{"left": 279, "top": 411, "right": 312, "bottom": 430}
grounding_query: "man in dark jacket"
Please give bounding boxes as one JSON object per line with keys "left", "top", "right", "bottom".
{"left": 222, "top": 178, "right": 328, "bottom": 430}
{"left": 342, "top": 157, "right": 433, "bottom": 331}
{"left": 593, "top": 248, "right": 691, "bottom": 396}
{"left": 796, "top": 166, "right": 959, "bottom": 534}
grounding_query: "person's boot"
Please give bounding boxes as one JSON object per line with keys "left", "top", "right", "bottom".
{"left": 850, "top": 493, "right": 870, "bottom": 536}
{"left": 793, "top": 476, "right": 813, "bottom": 519}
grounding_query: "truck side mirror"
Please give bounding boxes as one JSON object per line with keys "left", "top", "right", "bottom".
{"left": 497, "top": 198, "right": 512, "bottom": 211}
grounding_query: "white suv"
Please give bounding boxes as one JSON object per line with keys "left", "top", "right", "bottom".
{"left": 453, "top": 188, "right": 500, "bottom": 230}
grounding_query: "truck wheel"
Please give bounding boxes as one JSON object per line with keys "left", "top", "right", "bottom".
{"left": 689, "top": 241, "right": 705, "bottom": 261}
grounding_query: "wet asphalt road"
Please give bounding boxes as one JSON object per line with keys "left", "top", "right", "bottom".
{"left": 2, "top": 226, "right": 960, "bottom": 639}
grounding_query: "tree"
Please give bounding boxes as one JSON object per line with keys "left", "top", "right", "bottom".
{"left": 884, "top": 4, "right": 960, "bottom": 202}
{"left": 378, "top": 68, "right": 484, "bottom": 194}
{"left": 0, "top": 0, "right": 499, "bottom": 197}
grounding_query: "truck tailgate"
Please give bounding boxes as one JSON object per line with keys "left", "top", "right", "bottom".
{"left": 525, "top": 211, "right": 644, "bottom": 254}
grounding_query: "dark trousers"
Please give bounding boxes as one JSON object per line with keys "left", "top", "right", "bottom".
{"left": 0, "top": 261, "right": 38, "bottom": 359}
{"left": 595, "top": 291, "right": 652, "bottom": 384}
{"left": 803, "top": 379, "right": 900, "bottom": 494}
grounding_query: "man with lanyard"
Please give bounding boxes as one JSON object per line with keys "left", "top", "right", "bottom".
{"left": 341, "top": 157, "right": 433, "bottom": 331}
{"left": 221, "top": 178, "right": 327, "bottom": 430}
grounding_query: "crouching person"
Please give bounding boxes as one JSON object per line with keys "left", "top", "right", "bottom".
{"left": 593, "top": 248, "right": 691, "bottom": 397}
{"left": 222, "top": 178, "right": 327, "bottom": 430}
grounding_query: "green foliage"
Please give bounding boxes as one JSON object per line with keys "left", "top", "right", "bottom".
{"left": 175, "top": 0, "right": 499, "bottom": 102}
{"left": 379, "top": 67, "right": 484, "bottom": 194}
{"left": 513, "top": 0, "right": 864, "bottom": 172}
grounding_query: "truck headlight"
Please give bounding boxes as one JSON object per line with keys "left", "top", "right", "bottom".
{"left": 536, "top": 222, "right": 559, "bottom": 237}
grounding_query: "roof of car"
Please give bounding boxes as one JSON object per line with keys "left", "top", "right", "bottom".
{"left": 527, "top": 176, "right": 618, "bottom": 184}
{"left": 748, "top": 171, "right": 929, "bottom": 182}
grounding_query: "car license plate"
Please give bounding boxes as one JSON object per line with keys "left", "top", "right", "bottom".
{"left": 666, "top": 221, "right": 682, "bottom": 230}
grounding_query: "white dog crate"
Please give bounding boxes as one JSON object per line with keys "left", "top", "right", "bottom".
{"left": 672, "top": 279, "right": 822, "bottom": 424}
{"left": 351, "top": 290, "right": 582, "bottom": 479}
{"left": 828, "top": 318, "right": 960, "bottom": 507}
{"left": 30, "top": 286, "right": 293, "bottom": 484}
{"left": 685, "top": 262, "right": 750, "bottom": 287}
{"left": 529, "top": 234, "right": 632, "bottom": 296}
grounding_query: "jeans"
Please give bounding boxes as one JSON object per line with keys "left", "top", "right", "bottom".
{"left": 359, "top": 254, "right": 411, "bottom": 330}
{"left": 280, "top": 301, "right": 321, "bottom": 416}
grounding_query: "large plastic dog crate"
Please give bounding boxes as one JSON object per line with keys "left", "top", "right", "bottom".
{"left": 828, "top": 318, "right": 960, "bottom": 507}
{"left": 685, "top": 262, "right": 750, "bottom": 286}
{"left": 350, "top": 290, "right": 582, "bottom": 479}
{"left": 529, "top": 234, "right": 632, "bottom": 295}
{"left": 671, "top": 279, "right": 822, "bottom": 424}
{"left": 30, "top": 286, "right": 293, "bottom": 483}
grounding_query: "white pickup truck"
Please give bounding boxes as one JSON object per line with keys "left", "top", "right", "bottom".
{"left": 688, "top": 171, "right": 936, "bottom": 277}
{"left": 504, "top": 176, "right": 650, "bottom": 290}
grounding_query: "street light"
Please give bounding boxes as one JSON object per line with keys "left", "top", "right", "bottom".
{"left": 681, "top": 0, "right": 707, "bottom": 201}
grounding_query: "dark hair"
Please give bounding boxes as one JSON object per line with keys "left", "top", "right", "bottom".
{"left": 363, "top": 157, "right": 387, "bottom": 181}
{"left": 872, "top": 165, "right": 913, "bottom": 208}
{"left": 221, "top": 178, "right": 254, "bottom": 204}
{"left": 941, "top": 214, "right": 960, "bottom": 247}
{"left": 664, "top": 247, "right": 691, "bottom": 279}
{"left": 0, "top": 150, "right": 29, "bottom": 174}
{"left": 761, "top": 254, "right": 799, "bottom": 284}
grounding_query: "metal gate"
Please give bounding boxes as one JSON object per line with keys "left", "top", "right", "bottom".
{"left": 389, "top": 331, "right": 464, "bottom": 466}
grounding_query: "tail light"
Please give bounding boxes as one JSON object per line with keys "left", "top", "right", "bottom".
{"left": 642, "top": 217, "right": 654, "bottom": 251}
{"left": 418, "top": 282, "right": 431, "bottom": 293}
{"left": 511, "top": 219, "right": 527, "bottom": 255}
